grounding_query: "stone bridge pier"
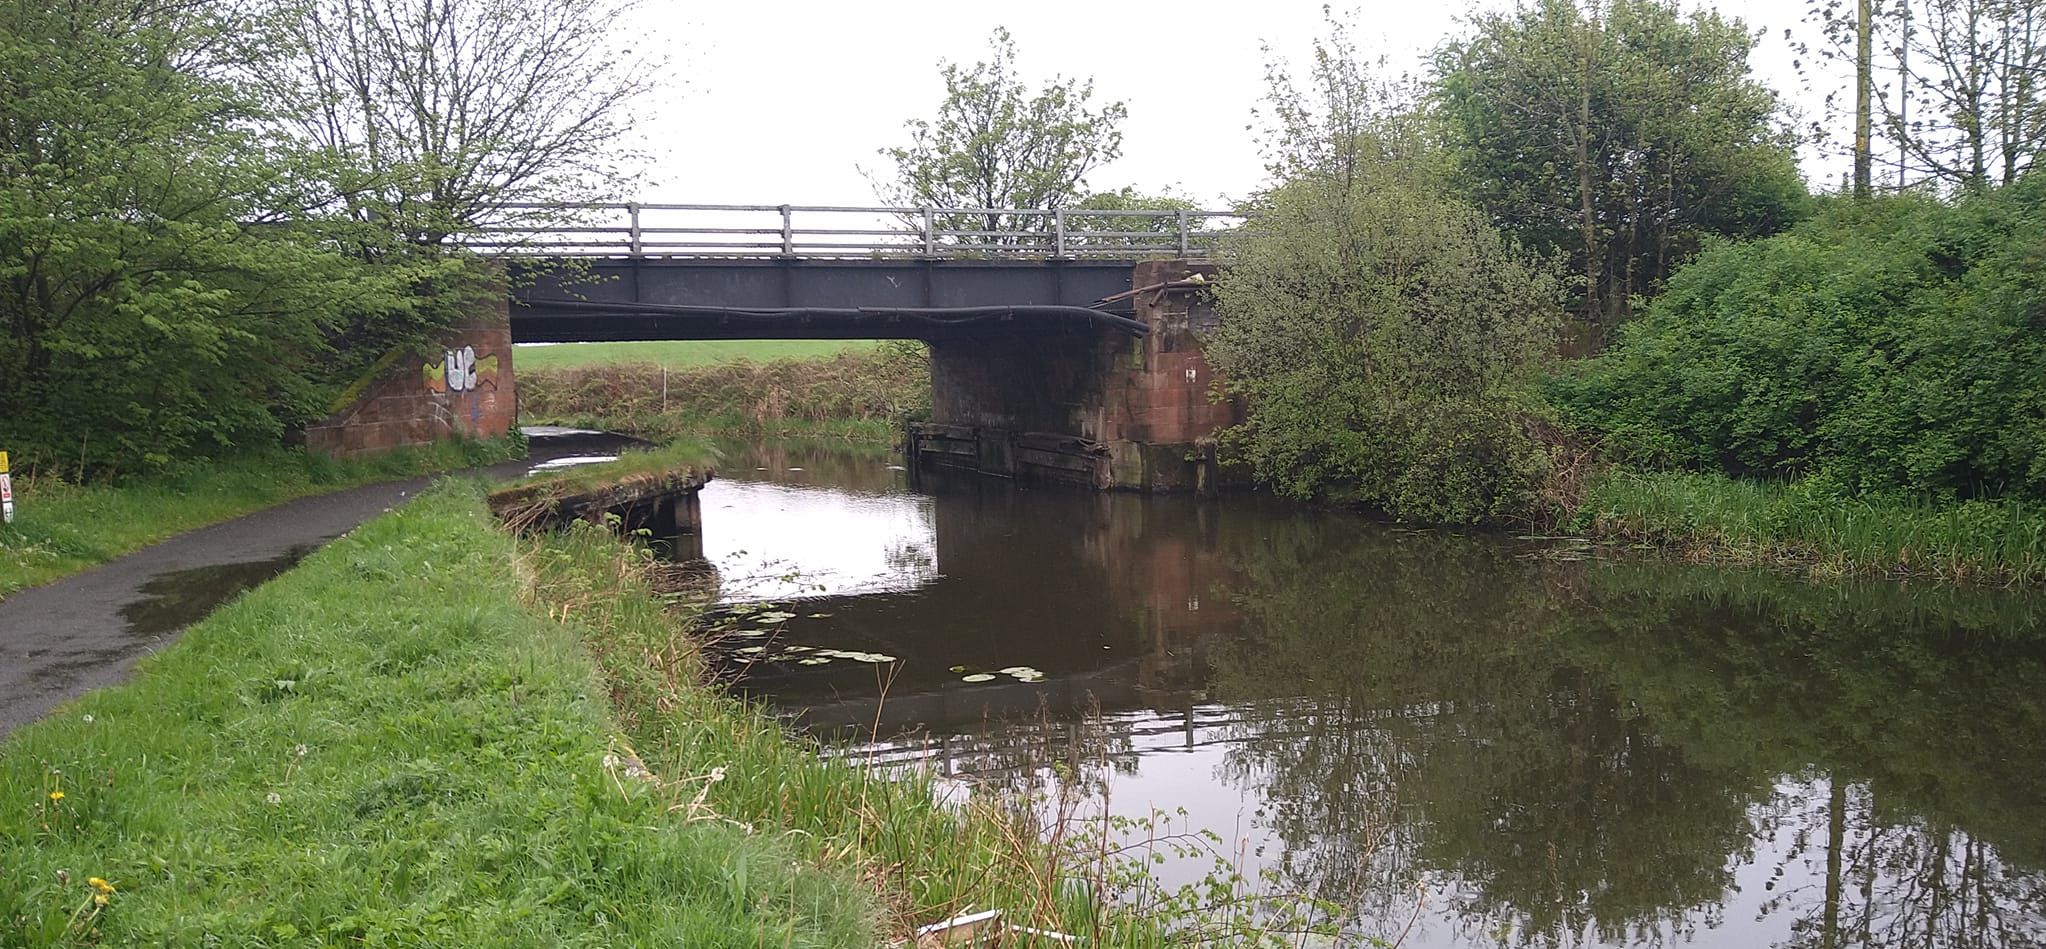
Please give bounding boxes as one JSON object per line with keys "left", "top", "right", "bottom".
{"left": 908, "top": 260, "right": 1243, "bottom": 493}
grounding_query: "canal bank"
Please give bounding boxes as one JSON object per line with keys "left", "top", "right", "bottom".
{"left": 693, "top": 437, "right": 2046, "bottom": 949}
{"left": 0, "top": 429, "right": 629, "bottom": 735}
{"left": 0, "top": 456, "right": 1197, "bottom": 946}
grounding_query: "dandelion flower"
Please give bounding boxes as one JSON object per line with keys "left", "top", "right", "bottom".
{"left": 88, "top": 877, "right": 114, "bottom": 906}
{"left": 48, "top": 791, "right": 63, "bottom": 803}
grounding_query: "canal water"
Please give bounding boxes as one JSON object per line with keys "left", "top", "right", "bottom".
{"left": 697, "top": 438, "right": 2046, "bottom": 948}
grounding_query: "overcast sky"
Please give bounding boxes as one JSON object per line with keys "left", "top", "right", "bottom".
{"left": 620, "top": 0, "right": 1848, "bottom": 209}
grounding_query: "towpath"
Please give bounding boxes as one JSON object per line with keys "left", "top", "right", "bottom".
{"left": 0, "top": 430, "right": 628, "bottom": 736}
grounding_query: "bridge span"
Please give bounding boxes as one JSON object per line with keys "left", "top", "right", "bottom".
{"left": 317, "top": 203, "right": 1248, "bottom": 491}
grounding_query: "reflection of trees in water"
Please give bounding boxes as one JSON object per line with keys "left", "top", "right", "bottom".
{"left": 881, "top": 536, "right": 936, "bottom": 581}
{"left": 1561, "top": 564, "right": 2046, "bottom": 949}
{"left": 1203, "top": 517, "right": 2046, "bottom": 947}
{"left": 1759, "top": 780, "right": 2046, "bottom": 949}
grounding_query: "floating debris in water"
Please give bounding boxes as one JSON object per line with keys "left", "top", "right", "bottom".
{"left": 960, "top": 673, "right": 997, "bottom": 683}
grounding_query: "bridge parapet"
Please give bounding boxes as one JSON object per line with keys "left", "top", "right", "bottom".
{"left": 465, "top": 202, "right": 1241, "bottom": 260}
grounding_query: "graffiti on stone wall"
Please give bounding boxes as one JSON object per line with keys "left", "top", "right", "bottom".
{"left": 421, "top": 346, "right": 502, "bottom": 394}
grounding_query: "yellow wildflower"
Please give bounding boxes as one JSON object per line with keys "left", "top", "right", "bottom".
{"left": 47, "top": 791, "right": 63, "bottom": 803}
{"left": 88, "top": 877, "right": 114, "bottom": 907}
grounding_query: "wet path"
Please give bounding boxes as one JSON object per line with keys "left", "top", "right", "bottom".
{"left": 0, "top": 430, "right": 631, "bottom": 736}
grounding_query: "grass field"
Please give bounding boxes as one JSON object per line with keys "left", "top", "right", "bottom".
{"left": 513, "top": 340, "right": 881, "bottom": 371}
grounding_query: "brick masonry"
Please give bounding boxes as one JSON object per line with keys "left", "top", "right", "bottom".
{"left": 918, "top": 259, "right": 1244, "bottom": 492}
{"left": 304, "top": 298, "right": 518, "bottom": 458}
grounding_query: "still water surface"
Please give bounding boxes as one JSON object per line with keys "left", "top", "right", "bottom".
{"left": 698, "top": 439, "right": 2046, "bottom": 948}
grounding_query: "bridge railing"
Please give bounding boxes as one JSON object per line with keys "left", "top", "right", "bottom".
{"left": 462, "top": 203, "right": 1242, "bottom": 259}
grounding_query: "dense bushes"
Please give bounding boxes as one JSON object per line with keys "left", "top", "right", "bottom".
{"left": 1552, "top": 182, "right": 2046, "bottom": 502}
{"left": 1205, "top": 47, "right": 1562, "bottom": 525}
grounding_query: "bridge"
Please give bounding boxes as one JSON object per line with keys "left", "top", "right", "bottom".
{"left": 491, "top": 203, "right": 1236, "bottom": 342}
{"left": 313, "top": 203, "right": 1248, "bottom": 492}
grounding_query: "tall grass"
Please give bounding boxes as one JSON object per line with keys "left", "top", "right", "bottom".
{"left": 523, "top": 516, "right": 1334, "bottom": 945}
{"left": 1581, "top": 468, "right": 2046, "bottom": 585}
{"left": 0, "top": 437, "right": 522, "bottom": 599}
{"left": 518, "top": 345, "right": 930, "bottom": 445}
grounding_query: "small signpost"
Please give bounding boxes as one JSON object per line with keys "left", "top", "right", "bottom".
{"left": 0, "top": 450, "right": 12, "bottom": 524}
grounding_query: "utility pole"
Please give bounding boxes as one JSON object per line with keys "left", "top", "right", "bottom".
{"left": 1855, "top": 0, "right": 1874, "bottom": 197}
{"left": 1897, "top": 0, "right": 1910, "bottom": 189}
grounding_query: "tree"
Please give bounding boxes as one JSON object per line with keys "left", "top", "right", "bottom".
{"left": 1806, "top": 0, "right": 2046, "bottom": 191}
{"left": 871, "top": 28, "right": 1126, "bottom": 243}
{"left": 0, "top": 0, "right": 394, "bottom": 475}
{"left": 1433, "top": 0, "right": 1807, "bottom": 324}
{"left": 252, "top": 0, "right": 657, "bottom": 247}
{"left": 1207, "top": 28, "right": 1561, "bottom": 525}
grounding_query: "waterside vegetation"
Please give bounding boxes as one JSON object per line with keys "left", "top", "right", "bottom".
{"left": 518, "top": 344, "right": 930, "bottom": 445}
{"left": 0, "top": 477, "right": 1330, "bottom": 945}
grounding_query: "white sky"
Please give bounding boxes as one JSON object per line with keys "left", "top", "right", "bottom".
{"left": 621, "top": 0, "right": 1847, "bottom": 209}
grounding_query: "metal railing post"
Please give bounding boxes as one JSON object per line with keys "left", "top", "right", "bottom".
{"left": 1053, "top": 208, "right": 1066, "bottom": 258}
{"left": 921, "top": 207, "right": 935, "bottom": 256}
{"left": 779, "top": 205, "right": 794, "bottom": 255}
{"left": 627, "top": 202, "right": 642, "bottom": 256}
{"left": 1176, "top": 209, "right": 1190, "bottom": 258}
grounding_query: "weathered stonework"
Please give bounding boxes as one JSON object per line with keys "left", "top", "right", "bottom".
{"left": 910, "top": 259, "right": 1244, "bottom": 492}
{"left": 304, "top": 297, "right": 517, "bottom": 458}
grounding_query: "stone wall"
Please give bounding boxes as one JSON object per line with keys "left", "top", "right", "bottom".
{"left": 304, "top": 299, "right": 517, "bottom": 457}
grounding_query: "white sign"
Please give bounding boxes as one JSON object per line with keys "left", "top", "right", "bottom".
{"left": 1, "top": 472, "right": 13, "bottom": 524}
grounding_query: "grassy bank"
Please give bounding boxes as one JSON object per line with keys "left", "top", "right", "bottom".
{"left": 0, "top": 438, "right": 520, "bottom": 600}
{"left": 0, "top": 482, "right": 896, "bottom": 945}
{"left": 1577, "top": 468, "right": 2046, "bottom": 585}
{"left": 518, "top": 345, "right": 929, "bottom": 445}
{"left": 515, "top": 340, "right": 880, "bottom": 371}
{"left": 0, "top": 479, "right": 1247, "bottom": 945}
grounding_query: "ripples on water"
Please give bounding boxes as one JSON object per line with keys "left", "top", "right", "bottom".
{"left": 694, "top": 438, "right": 2046, "bottom": 949}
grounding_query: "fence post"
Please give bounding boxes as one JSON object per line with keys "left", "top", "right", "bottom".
{"left": 921, "top": 207, "right": 935, "bottom": 256}
{"left": 627, "top": 202, "right": 642, "bottom": 256}
{"left": 1053, "top": 208, "right": 1066, "bottom": 258}
{"left": 1176, "top": 209, "right": 1190, "bottom": 258}
{"left": 779, "top": 205, "right": 794, "bottom": 255}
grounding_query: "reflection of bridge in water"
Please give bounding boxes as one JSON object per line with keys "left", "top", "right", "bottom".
{"left": 713, "top": 464, "right": 1274, "bottom": 736}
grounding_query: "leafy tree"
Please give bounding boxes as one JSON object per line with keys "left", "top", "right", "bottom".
{"left": 1066, "top": 187, "right": 1202, "bottom": 252}
{"left": 1433, "top": 0, "right": 1807, "bottom": 323}
{"left": 1207, "top": 29, "right": 1561, "bottom": 525}
{"left": 871, "top": 28, "right": 1126, "bottom": 243}
{"left": 0, "top": 0, "right": 395, "bottom": 475}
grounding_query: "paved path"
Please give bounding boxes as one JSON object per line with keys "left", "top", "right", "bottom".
{"left": 0, "top": 432, "right": 629, "bottom": 736}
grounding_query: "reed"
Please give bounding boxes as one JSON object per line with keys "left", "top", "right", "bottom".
{"left": 1581, "top": 468, "right": 2046, "bottom": 586}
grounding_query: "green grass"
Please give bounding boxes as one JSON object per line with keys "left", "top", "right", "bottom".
{"left": 1579, "top": 468, "right": 2046, "bottom": 585}
{"left": 0, "top": 483, "right": 886, "bottom": 947}
{"left": 0, "top": 477, "right": 1216, "bottom": 946}
{"left": 518, "top": 346, "right": 929, "bottom": 446}
{"left": 513, "top": 340, "right": 882, "bottom": 371}
{"left": 0, "top": 438, "right": 522, "bottom": 601}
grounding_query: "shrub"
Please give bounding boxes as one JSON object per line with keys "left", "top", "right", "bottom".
{"left": 1205, "top": 48, "right": 1561, "bottom": 525}
{"left": 1552, "top": 181, "right": 2046, "bottom": 502}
